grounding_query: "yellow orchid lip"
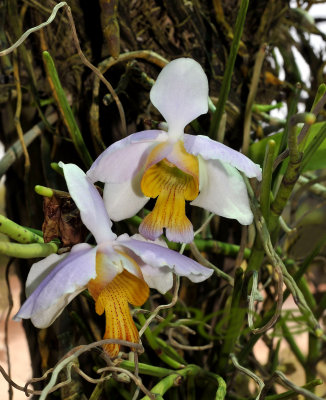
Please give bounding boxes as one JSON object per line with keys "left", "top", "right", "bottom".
{"left": 139, "top": 140, "right": 199, "bottom": 243}
{"left": 88, "top": 252, "right": 149, "bottom": 357}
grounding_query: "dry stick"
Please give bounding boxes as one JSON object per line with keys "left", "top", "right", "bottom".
{"left": 64, "top": 6, "right": 127, "bottom": 135}
{"left": 73, "top": 363, "right": 153, "bottom": 399}
{"left": 131, "top": 352, "right": 141, "bottom": 400}
{"left": 98, "top": 50, "right": 169, "bottom": 74}
{"left": 0, "top": 2, "right": 66, "bottom": 56}
{"left": 0, "top": 111, "right": 58, "bottom": 178}
{"left": 0, "top": 1, "right": 126, "bottom": 135}
{"left": 242, "top": 44, "right": 266, "bottom": 155}
{"left": 35, "top": 339, "right": 144, "bottom": 400}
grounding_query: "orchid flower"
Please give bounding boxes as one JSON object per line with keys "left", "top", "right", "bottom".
{"left": 14, "top": 163, "right": 213, "bottom": 357}
{"left": 87, "top": 58, "right": 262, "bottom": 243}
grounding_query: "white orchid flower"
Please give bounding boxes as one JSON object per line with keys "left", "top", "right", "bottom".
{"left": 87, "top": 58, "right": 262, "bottom": 244}
{"left": 14, "top": 163, "right": 213, "bottom": 357}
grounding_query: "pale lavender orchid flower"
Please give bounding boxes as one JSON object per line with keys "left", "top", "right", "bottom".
{"left": 87, "top": 58, "right": 262, "bottom": 244}
{"left": 14, "top": 162, "right": 213, "bottom": 357}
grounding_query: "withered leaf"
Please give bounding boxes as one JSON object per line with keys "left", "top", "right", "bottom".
{"left": 42, "top": 192, "right": 87, "bottom": 247}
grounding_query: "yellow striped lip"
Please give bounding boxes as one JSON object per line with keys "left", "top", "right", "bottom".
{"left": 139, "top": 140, "right": 199, "bottom": 243}
{"left": 88, "top": 252, "right": 149, "bottom": 357}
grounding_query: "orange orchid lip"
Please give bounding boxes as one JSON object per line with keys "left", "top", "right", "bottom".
{"left": 139, "top": 140, "right": 199, "bottom": 243}
{"left": 88, "top": 252, "right": 149, "bottom": 357}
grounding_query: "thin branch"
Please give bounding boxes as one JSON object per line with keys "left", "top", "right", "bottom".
{"left": 0, "top": 2, "right": 67, "bottom": 56}
{"left": 138, "top": 275, "right": 180, "bottom": 338}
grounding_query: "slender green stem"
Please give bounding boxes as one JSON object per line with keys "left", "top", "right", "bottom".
{"left": 279, "top": 318, "right": 306, "bottom": 366}
{"left": 217, "top": 268, "right": 245, "bottom": 371}
{"left": 42, "top": 51, "right": 93, "bottom": 168}
{"left": 260, "top": 140, "right": 276, "bottom": 226}
{"left": 209, "top": 0, "right": 249, "bottom": 137}
{"left": 301, "top": 120, "right": 326, "bottom": 172}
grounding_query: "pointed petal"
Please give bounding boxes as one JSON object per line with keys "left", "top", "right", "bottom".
{"left": 150, "top": 58, "right": 209, "bottom": 137}
{"left": 103, "top": 171, "right": 149, "bottom": 221}
{"left": 118, "top": 238, "right": 213, "bottom": 283}
{"left": 87, "top": 130, "right": 167, "bottom": 183}
{"left": 184, "top": 134, "right": 262, "bottom": 180}
{"left": 191, "top": 159, "right": 254, "bottom": 225}
{"left": 14, "top": 244, "right": 97, "bottom": 328}
{"left": 60, "top": 162, "right": 116, "bottom": 243}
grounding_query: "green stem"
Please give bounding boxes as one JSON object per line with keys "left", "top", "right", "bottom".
{"left": 137, "top": 313, "right": 186, "bottom": 369}
{"left": 279, "top": 318, "right": 306, "bottom": 366}
{"left": 217, "top": 268, "right": 246, "bottom": 372}
{"left": 0, "top": 241, "right": 58, "bottom": 258}
{"left": 0, "top": 214, "right": 44, "bottom": 244}
{"left": 118, "top": 360, "right": 174, "bottom": 378}
{"left": 209, "top": 0, "right": 249, "bottom": 137}
{"left": 140, "top": 365, "right": 201, "bottom": 400}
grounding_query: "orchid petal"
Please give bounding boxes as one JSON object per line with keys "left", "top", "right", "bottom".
{"left": 103, "top": 171, "right": 149, "bottom": 221}
{"left": 60, "top": 162, "right": 116, "bottom": 243}
{"left": 87, "top": 130, "right": 167, "bottom": 183}
{"left": 14, "top": 244, "right": 97, "bottom": 328}
{"left": 191, "top": 159, "right": 254, "bottom": 225}
{"left": 184, "top": 134, "right": 262, "bottom": 180}
{"left": 26, "top": 252, "right": 66, "bottom": 297}
{"left": 120, "top": 234, "right": 174, "bottom": 293}
{"left": 118, "top": 238, "right": 213, "bottom": 283}
{"left": 150, "top": 58, "right": 208, "bottom": 138}
{"left": 140, "top": 264, "right": 173, "bottom": 294}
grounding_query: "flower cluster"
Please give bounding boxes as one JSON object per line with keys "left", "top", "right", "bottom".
{"left": 15, "top": 58, "right": 261, "bottom": 357}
